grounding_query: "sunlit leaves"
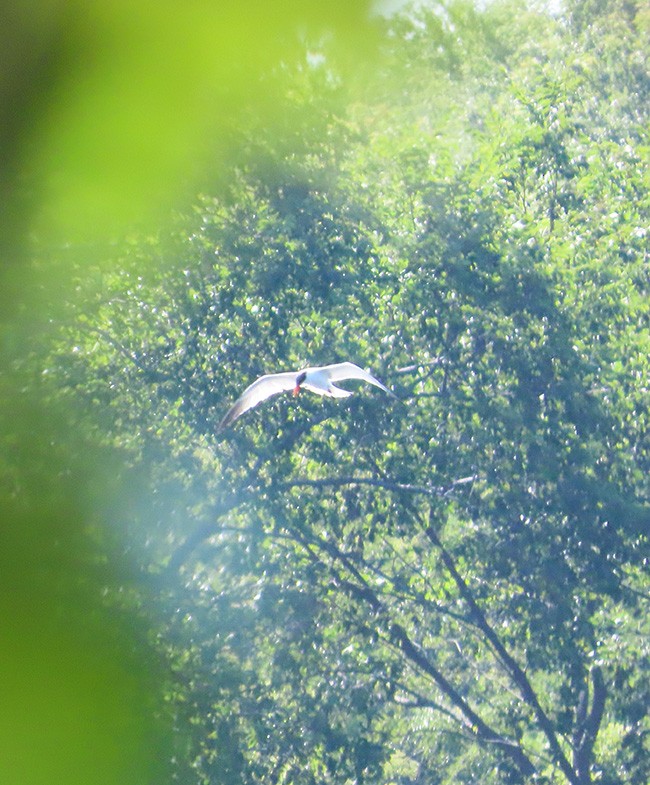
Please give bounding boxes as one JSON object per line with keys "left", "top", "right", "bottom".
{"left": 33, "top": 1, "right": 650, "bottom": 784}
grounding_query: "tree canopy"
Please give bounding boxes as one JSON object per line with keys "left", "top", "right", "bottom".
{"left": 3, "top": 1, "right": 649, "bottom": 784}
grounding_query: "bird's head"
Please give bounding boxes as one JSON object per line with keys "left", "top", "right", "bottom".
{"left": 293, "top": 371, "right": 307, "bottom": 396}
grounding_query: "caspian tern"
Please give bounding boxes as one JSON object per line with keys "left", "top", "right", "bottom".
{"left": 218, "top": 362, "right": 396, "bottom": 430}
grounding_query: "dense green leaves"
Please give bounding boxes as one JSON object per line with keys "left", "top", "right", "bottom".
{"left": 25, "top": 2, "right": 650, "bottom": 784}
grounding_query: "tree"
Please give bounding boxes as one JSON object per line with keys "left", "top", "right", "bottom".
{"left": 37, "top": 2, "right": 649, "bottom": 783}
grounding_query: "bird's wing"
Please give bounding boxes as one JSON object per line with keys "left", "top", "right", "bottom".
{"left": 323, "top": 362, "right": 396, "bottom": 396}
{"left": 218, "top": 371, "right": 298, "bottom": 429}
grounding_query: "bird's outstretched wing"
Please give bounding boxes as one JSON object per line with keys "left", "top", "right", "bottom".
{"left": 218, "top": 371, "right": 297, "bottom": 430}
{"left": 323, "top": 362, "right": 397, "bottom": 397}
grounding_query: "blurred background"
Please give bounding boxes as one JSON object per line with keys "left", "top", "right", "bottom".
{"left": 0, "top": 3, "right": 373, "bottom": 783}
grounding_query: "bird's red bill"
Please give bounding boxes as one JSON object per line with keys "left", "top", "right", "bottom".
{"left": 293, "top": 386, "right": 300, "bottom": 396}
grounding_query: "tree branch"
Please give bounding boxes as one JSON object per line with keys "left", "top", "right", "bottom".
{"left": 573, "top": 666, "right": 606, "bottom": 784}
{"left": 81, "top": 324, "right": 169, "bottom": 382}
{"left": 389, "top": 622, "right": 536, "bottom": 775}
{"left": 393, "top": 683, "right": 462, "bottom": 722}
{"left": 291, "top": 519, "right": 537, "bottom": 778}
{"left": 164, "top": 487, "right": 257, "bottom": 574}
{"left": 165, "top": 471, "right": 580, "bottom": 784}
{"left": 421, "top": 511, "right": 580, "bottom": 785}
{"left": 167, "top": 474, "right": 477, "bottom": 572}
{"left": 274, "top": 474, "right": 477, "bottom": 499}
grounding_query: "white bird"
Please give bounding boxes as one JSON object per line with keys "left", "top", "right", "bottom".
{"left": 218, "top": 362, "right": 396, "bottom": 430}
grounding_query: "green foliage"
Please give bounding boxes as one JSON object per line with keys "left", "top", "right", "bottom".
{"left": 12, "top": 1, "right": 649, "bottom": 784}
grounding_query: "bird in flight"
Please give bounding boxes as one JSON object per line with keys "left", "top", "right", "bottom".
{"left": 218, "top": 362, "right": 396, "bottom": 430}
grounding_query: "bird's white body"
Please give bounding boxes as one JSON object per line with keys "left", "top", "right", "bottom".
{"left": 299, "top": 367, "right": 353, "bottom": 398}
{"left": 218, "top": 362, "right": 395, "bottom": 429}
